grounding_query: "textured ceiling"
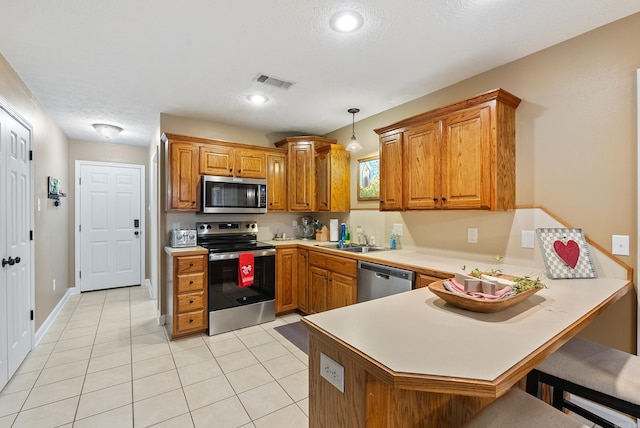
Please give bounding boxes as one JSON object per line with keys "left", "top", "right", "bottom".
{"left": 1, "top": 1, "right": 639, "bottom": 147}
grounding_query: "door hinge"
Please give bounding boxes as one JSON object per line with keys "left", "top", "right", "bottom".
{"left": 79, "top": 177, "right": 81, "bottom": 185}
{"left": 30, "top": 230, "right": 33, "bottom": 241}
{"left": 30, "top": 310, "right": 34, "bottom": 321}
{"left": 79, "top": 271, "right": 81, "bottom": 279}
{"left": 29, "top": 150, "right": 33, "bottom": 161}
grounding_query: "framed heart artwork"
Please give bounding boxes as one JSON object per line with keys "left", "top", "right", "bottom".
{"left": 536, "top": 228, "right": 597, "bottom": 279}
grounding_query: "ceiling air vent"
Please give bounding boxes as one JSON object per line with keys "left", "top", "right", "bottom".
{"left": 255, "top": 74, "right": 295, "bottom": 90}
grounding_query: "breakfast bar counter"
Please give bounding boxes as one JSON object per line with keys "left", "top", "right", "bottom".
{"left": 301, "top": 275, "right": 632, "bottom": 427}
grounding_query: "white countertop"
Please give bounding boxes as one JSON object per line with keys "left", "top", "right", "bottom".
{"left": 304, "top": 275, "right": 630, "bottom": 382}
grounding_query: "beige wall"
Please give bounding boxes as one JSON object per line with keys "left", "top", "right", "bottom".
{"left": 0, "top": 54, "right": 70, "bottom": 330}
{"left": 326, "top": 13, "right": 640, "bottom": 352}
{"left": 67, "top": 139, "right": 150, "bottom": 286}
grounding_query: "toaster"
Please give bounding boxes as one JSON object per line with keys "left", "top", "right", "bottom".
{"left": 170, "top": 229, "right": 197, "bottom": 248}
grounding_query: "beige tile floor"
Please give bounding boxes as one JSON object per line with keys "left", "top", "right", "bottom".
{"left": 0, "top": 286, "right": 309, "bottom": 428}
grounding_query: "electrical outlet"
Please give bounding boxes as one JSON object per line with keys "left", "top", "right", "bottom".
{"left": 393, "top": 223, "right": 404, "bottom": 236}
{"left": 611, "top": 235, "right": 629, "bottom": 256}
{"left": 521, "top": 230, "right": 535, "bottom": 249}
{"left": 320, "top": 353, "right": 344, "bottom": 392}
{"left": 467, "top": 227, "right": 478, "bottom": 244}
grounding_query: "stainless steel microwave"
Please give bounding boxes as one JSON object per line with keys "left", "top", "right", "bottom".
{"left": 200, "top": 175, "right": 267, "bottom": 214}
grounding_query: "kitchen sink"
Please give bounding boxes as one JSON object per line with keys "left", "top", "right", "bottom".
{"left": 315, "top": 243, "right": 388, "bottom": 253}
{"left": 340, "top": 246, "right": 387, "bottom": 253}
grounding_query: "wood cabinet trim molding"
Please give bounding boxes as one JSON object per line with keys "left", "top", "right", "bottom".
{"left": 373, "top": 88, "right": 521, "bottom": 136}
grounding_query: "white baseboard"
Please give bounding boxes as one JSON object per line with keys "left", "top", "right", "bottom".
{"left": 34, "top": 287, "right": 77, "bottom": 347}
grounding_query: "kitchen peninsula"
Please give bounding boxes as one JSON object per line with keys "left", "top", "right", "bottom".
{"left": 301, "top": 273, "right": 631, "bottom": 426}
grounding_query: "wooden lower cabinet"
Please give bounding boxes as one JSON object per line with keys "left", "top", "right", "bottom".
{"left": 166, "top": 249, "right": 208, "bottom": 339}
{"left": 308, "top": 251, "right": 357, "bottom": 314}
{"left": 416, "top": 272, "right": 449, "bottom": 289}
{"left": 276, "top": 247, "right": 298, "bottom": 313}
{"left": 297, "top": 249, "right": 309, "bottom": 313}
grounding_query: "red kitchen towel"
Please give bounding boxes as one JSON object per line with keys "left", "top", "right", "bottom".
{"left": 238, "top": 252, "right": 254, "bottom": 287}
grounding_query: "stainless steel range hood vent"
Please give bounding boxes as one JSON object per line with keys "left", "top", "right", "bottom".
{"left": 255, "top": 74, "right": 295, "bottom": 90}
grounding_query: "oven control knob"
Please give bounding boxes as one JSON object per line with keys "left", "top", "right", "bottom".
{"left": 199, "top": 225, "right": 205, "bottom": 230}
{"left": 206, "top": 225, "right": 211, "bottom": 230}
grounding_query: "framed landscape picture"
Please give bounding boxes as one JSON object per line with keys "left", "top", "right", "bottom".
{"left": 357, "top": 155, "right": 380, "bottom": 201}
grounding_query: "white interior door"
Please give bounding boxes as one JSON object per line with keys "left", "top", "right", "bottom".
{"left": 79, "top": 163, "right": 143, "bottom": 292}
{"left": 0, "top": 105, "right": 32, "bottom": 386}
{"left": 0, "top": 109, "right": 8, "bottom": 389}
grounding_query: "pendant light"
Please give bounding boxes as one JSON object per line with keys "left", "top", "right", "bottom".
{"left": 345, "top": 108, "right": 363, "bottom": 152}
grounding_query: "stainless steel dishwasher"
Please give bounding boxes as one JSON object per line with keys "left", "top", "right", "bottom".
{"left": 357, "top": 261, "right": 415, "bottom": 302}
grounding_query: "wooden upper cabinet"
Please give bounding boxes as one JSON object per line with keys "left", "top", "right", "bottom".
{"left": 379, "top": 133, "right": 403, "bottom": 211}
{"left": 404, "top": 122, "right": 441, "bottom": 210}
{"left": 289, "top": 142, "right": 315, "bottom": 211}
{"left": 167, "top": 141, "right": 200, "bottom": 211}
{"left": 375, "top": 88, "right": 521, "bottom": 211}
{"left": 275, "top": 136, "right": 337, "bottom": 212}
{"left": 199, "top": 145, "right": 234, "bottom": 176}
{"left": 441, "top": 105, "right": 491, "bottom": 209}
{"left": 266, "top": 153, "right": 287, "bottom": 211}
{"left": 200, "top": 145, "right": 267, "bottom": 179}
{"left": 315, "top": 145, "right": 350, "bottom": 212}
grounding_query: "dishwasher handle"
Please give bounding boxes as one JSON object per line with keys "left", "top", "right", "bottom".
{"left": 358, "top": 261, "right": 415, "bottom": 281}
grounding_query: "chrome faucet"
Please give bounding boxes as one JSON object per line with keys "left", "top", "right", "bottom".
{"left": 359, "top": 231, "right": 369, "bottom": 247}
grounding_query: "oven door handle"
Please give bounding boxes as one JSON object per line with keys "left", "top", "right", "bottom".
{"left": 209, "top": 248, "right": 276, "bottom": 261}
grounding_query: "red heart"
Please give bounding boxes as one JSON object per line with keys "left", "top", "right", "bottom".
{"left": 553, "top": 240, "right": 580, "bottom": 269}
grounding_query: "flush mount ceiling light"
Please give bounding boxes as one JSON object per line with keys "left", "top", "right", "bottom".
{"left": 92, "top": 123, "right": 122, "bottom": 139}
{"left": 345, "top": 108, "right": 363, "bottom": 152}
{"left": 247, "top": 94, "right": 269, "bottom": 104}
{"left": 330, "top": 10, "right": 364, "bottom": 33}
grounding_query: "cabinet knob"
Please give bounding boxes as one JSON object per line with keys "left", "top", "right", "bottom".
{"left": 189, "top": 280, "right": 194, "bottom": 285}
{"left": 191, "top": 201, "right": 196, "bottom": 205}
{"left": 433, "top": 197, "right": 438, "bottom": 202}
{"left": 229, "top": 168, "right": 233, "bottom": 172}
{"left": 189, "top": 263, "right": 194, "bottom": 267}
{"left": 238, "top": 169, "right": 241, "bottom": 173}
{"left": 189, "top": 319, "right": 194, "bottom": 323}
{"left": 441, "top": 197, "right": 447, "bottom": 202}
{"left": 189, "top": 299, "right": 194, "bottom": 304}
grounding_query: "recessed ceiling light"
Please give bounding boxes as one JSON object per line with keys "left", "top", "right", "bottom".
{"left": 330, "top": 10, "right": 363, "bottom": 33}
{"left": 247, "top": 94, "right": 269, "bottom": 104}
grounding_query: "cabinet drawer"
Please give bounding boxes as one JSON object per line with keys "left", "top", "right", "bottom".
{"left": 309, "top": 251, "right": 357, "bottom": 277}
{"left": 176, "top": 255, "right": 206, "bottom": 274}
{"left": 176, "top": 291, "right": 205, "bottom": 313}
{"left": 176, "top": 273, "right": 205, "bottom": 293}
{"left": 176, "top": 311, "right": 206, "bottom": 333}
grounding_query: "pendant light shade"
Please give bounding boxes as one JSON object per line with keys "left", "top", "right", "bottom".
{"left": 345, "top": 108, "right": 363, "bottom": 152}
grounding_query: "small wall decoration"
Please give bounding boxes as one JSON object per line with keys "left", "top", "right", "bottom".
{"left": 357, "top": 155, "right": 380, "bottom": 201}
{"left": 536, "top": 228, "right": 597, "bottom": 279}
{"left": 47, "top": 176, "right": 66, "bottom": 206}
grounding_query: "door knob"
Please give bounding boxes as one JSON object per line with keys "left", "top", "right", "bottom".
{"left": 14, "top": 257, "right": 20, "bottom": 264}
{"left": 134, "top": 231, "right": 139, "bottom": 236}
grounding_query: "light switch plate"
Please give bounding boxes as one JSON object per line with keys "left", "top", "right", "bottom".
{"left": 611, "top": 235, "right": 629, "bottom": 256}
{"left": 521, "top": 230, "right": 535, "bottom": 249}
{"left": 320, "top": 353, "right": 344, "bottom": 392}
{"left": 393, "top": 223, "right": 404, "bottom": 236}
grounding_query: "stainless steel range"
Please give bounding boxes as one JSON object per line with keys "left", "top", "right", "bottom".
{"left": 197, "top": 221, "right": 276, "bottom": 335}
